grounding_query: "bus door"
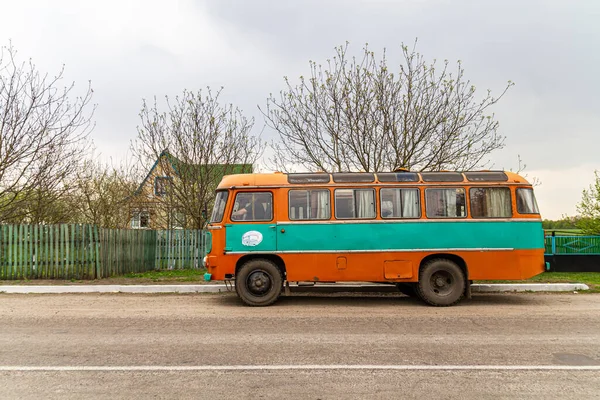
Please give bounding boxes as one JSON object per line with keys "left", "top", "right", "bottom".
{"left": 224, "top": 191, "right": 277, "bottom": 253}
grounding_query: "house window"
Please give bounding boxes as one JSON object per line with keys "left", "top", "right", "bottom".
{"left": 154, "top": 177, "right": 171, "bottom": 196}
{"left": 170, "top": 209, "right": 186, "bottom": 229}
{"left": 131, "top": 211, "right": 150, "bottom": 229}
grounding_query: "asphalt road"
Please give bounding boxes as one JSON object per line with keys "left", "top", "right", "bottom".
{"left": 1, "top": 291, "right": 599, "bottom": 399}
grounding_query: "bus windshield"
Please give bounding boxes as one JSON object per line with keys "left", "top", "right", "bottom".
{"left": 210, "top": 191, "right": 229, "bottom": 223}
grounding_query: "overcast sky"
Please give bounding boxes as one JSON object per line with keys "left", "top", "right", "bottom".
{"left": 1, "top": 0, "right": 599, "bottom": 219}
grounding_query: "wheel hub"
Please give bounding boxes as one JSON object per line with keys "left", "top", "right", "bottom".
{"left": 247, "top": 271, "right": 272, "bottom": 296}
{"left": 430, "top": 271, "right": 453, "bottom": 294}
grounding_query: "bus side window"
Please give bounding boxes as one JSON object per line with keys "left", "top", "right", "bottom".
{"left": 425, "top": 188, "right": 467, "bottom": 218}
{"left": 470, "top": 187, "right": 512, "bottom": 218}
{"left": 231, "top": 192, "right": 273, "bottom": 221}
{"left": 380, "top": 188, "right": 420, "bottom": 218}
{"left": 334, "top": 189, "right": 376, "bottom": 219}
{"left": 289, "top": 189, "right": 330, "bottom": 220}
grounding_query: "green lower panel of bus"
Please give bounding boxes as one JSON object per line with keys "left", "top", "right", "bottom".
{"left": 224, "top": 220, "right": 544, "bottom": 253}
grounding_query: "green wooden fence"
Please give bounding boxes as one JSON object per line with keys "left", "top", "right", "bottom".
{"left": 99, "top": 228, "right": 157, "bottom": 278}
{"left": 156, "top": 230, "right": 208, "bottom": 270}
{"left": 0, "top": 224, "right": 101, "bottom": 280}
{"left": 0, "top": 224, "right": 207, "bottom": 280}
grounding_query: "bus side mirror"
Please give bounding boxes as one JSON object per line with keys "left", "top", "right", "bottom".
{"left": 201, "top": 204, "right": 207, "bottom": 220}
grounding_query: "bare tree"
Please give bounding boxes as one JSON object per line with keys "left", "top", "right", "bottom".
{"left": 65, "top": 160, "right": 137, "bottom": 228}
{"left": 262, "top": 42, "right": 512, "bottom": 172}
{"left": 511, "top": 154, "right": 541, "bottom": 187}
{"left": 0, "top": 43, "right": 94, "bottom": 223}
{"left": 132, "top": 87, "right": 262, "bottom": 229}
{"left": 10, "top": 182, "right": 72, "bottom": 225}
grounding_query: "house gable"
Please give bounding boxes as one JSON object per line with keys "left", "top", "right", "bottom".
{"left": 129, "top": 150, "right": 252, "bottom": 229}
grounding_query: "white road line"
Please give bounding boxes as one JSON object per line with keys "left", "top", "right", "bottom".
{"left": 1, "top": 365, "right": 599, "bottom": 372}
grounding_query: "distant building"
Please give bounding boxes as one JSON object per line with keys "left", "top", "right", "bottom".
{"left": 129, "top": 150, "right": 252, "bottom": 229}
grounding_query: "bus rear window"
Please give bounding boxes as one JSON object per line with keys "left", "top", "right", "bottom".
{"left": 209, "top": 191, "right": 229, "bottom": 223}
{"left": 516, "top": 188, "right": 540, "bottom": 214}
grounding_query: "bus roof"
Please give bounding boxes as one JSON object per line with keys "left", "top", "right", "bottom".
{"left": 216, "top": 171, "right": 532, "bottom": 189}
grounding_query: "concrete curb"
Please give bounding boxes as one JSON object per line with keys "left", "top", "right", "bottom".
{"left": 0, "top": 283, "right": 590, "bottom": 294}
{"left": 473, "top": 283, "right": 590, "bottom": 292}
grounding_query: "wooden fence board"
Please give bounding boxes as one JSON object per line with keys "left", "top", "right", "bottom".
{"left": 154, "top": 229, "right": 207, "bottom": 270}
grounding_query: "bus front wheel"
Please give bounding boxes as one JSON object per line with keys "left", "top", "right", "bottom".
{"left": 235, "top": 259, "right": 283, "bottom": 306}
{"left": 417, "top": 259, "right": 465, "bottom": 307}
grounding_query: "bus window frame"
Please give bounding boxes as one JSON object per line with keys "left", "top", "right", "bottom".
{"left": 424, "top": 187, "right": 468, "bottom": 219}
{"left": 379, "top": 187, "right": 422, "bottom": 219}
{"left": 209, "top": 190, "right": 230, "bottom": 223}
{"left": 515, "top": 188, "right": 540, "bottom": 215}
{"left": 229, "top": 190, "right": 274, "bottom": 223}
{"left": 288, "top": 188, "right": 332, "bottom": 221}
{"left": 468, "top": 186, "right": 513, "bottom": 219}
{"left": 333, "top": 188, "right": 377, "bottom": 220}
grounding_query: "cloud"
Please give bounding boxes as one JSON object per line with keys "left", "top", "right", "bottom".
{"left": 1, "top": 0, "right": 599, "bottom": 217}
{"left": 527, "top": 165, "right": 600, "bottom": 219}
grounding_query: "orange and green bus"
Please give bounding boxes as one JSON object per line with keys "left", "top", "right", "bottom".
{"left": 204, "top": 170, "right": 545, "bottom": 306}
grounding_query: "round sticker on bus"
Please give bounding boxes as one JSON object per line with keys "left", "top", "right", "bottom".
{"left": 242, "top": 230, "right": 263, "bottom": 247}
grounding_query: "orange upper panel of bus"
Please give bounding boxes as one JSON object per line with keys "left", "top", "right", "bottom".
{"left": 216, "top": 171, "right": 531, "bottom": 189}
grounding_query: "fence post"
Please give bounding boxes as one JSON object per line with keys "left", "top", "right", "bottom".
{"left": 551, "top": 232, "right": 556, "bottom": 255}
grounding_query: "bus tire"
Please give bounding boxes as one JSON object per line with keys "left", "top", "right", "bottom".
{"left": 235, "top": 259, "right": 283, "bottom": 306}
{"left": 395, "top": 283, "right": 418, "bottom": 297}
{"left": 417, "top": 259, "right": 465, "bottom": 307}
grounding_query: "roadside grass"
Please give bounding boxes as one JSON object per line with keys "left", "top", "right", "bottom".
{"left": 123, "top": 269, "right": 208, "bottom": 282}
{"left": 0, "top": 268, "right": 211, "bottom": 285}
{"left": 477, "top": 272, "right": 600, "bottom": 293}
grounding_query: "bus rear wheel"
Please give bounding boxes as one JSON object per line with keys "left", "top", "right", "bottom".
{"left": 417, "top": 259, "right": 465, "bottom": 307}
{"left": 235, "top": 259, "right": 283, "bottom": 306}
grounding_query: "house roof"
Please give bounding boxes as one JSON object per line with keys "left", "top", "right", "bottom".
{"left": 134, "top": 150, "right": 253, "bottom": 195}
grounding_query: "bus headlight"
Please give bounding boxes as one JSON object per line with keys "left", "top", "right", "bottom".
{"left": 203, "top": 256, "right": 208, "bottom": 267}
